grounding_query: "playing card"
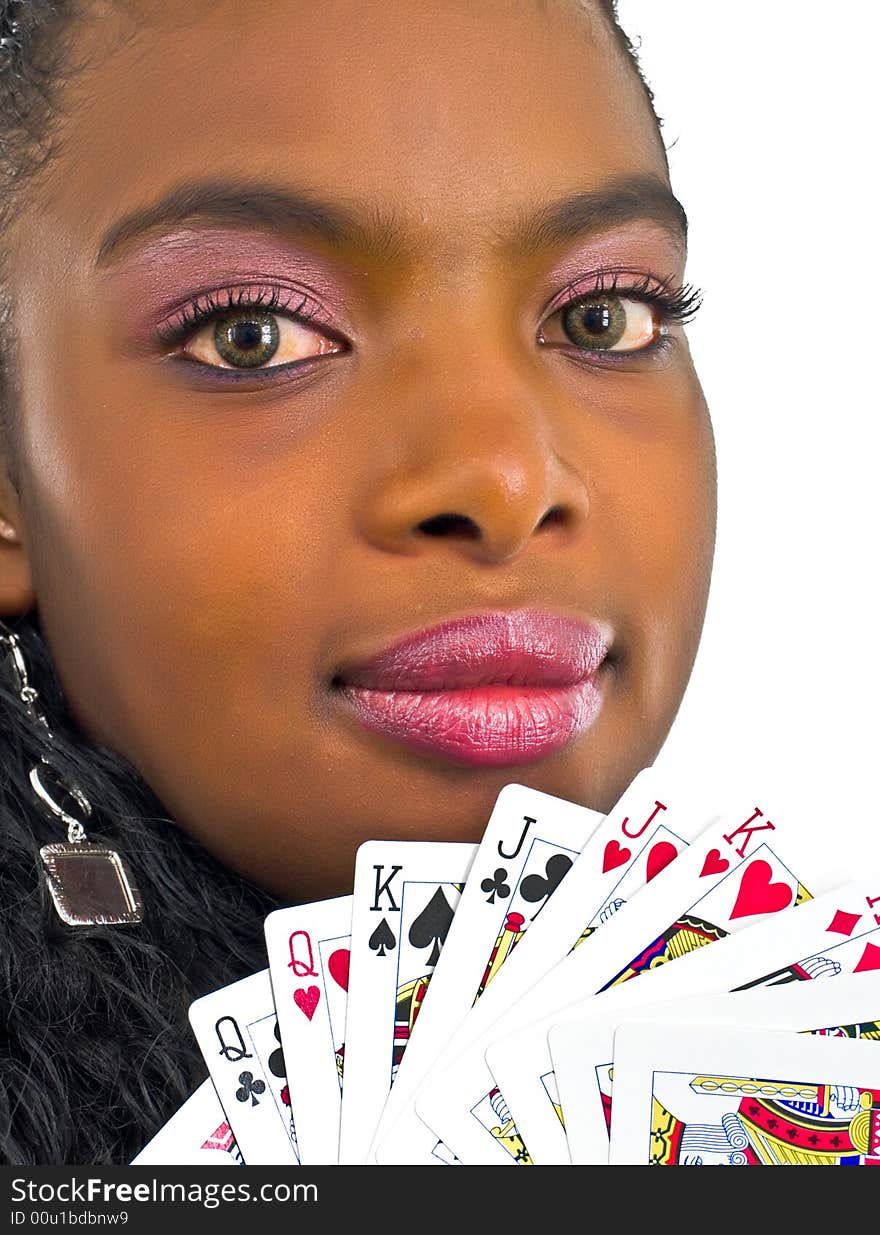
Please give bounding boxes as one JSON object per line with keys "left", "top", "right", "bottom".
{"left": 372, "top": 783, "right": 603, "bottom": 1164}
{"left": 608, "top": 1020, "right": 880, "bottom": 1164}
{"left": 338, "top": 839, "right": 477, "bottom": 1164}
{"left": 130, "top": 1078, "right": 244, "bottom": 1166}
{"left": 500, "top": 877, "right": 880, "bottom": 1164}
{"left": 264, "top": 895, "right": 353, "bottom": 1164}
{"left": 422, "top": 788, "right": 833, "bottom": 1164}
{"left": 188, "top": 969, "right": 298, "bottom": 1165}
{"left": 551, "top": 969, "right": 880, "bottom": 1163}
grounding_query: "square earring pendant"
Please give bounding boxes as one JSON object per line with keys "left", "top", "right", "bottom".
{"left": 40, "top": 842, "right": 144, "bottom": 926}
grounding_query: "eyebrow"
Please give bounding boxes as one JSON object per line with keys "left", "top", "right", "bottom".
{"left": 501, "top": 174, "right": 688, "bottom": 261}
{"left": 94, "top": 172, "right": 687, "bottom": 268}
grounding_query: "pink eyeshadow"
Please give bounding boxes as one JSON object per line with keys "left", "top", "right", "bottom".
{"left": 543, "top": 223, "right": 687, "bottom": 292}
{"left": 101, "top": 227, "right": 357, "bottom": 344}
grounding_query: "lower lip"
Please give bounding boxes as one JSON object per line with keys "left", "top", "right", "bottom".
{"left": 335, "top": 677, "right": 605, "bottom": 767}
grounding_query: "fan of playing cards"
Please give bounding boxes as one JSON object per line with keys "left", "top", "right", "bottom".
{"left": 132, "top": 768, "right": 880, "bottom": 1167}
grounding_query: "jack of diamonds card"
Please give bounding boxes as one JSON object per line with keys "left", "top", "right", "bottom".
{"left": 265, "top": 895, "right": 353, "bottom": 1164}
{"left": 188, "top": 969, "right": 299, "bottom": 1166}
{"left": 337, "top": 840, "right": 476, "bottom": 1164}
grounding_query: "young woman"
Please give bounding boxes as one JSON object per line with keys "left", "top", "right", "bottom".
{"left": 0, "top": 0, "right": 715, "bottom": 1164}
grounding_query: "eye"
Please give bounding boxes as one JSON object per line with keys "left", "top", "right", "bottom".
{"left": 540, "top": 291, "right": 660, "bottom": 354}
{"left": 183, "top": 304, "right": 345, "bottom": 371}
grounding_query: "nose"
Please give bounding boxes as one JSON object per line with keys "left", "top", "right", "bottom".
{"left": 355, "top": 368, "right": 591, "bottom": 565}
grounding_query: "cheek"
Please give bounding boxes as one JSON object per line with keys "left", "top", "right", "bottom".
{"left": 603, "top": 376, "right": 716, "bottom": 702}
{"left": 617, "top": 428, "right": 716, "bottom": 597}
{"left": 14, "top": 340, "right": 347, "bottom": 772}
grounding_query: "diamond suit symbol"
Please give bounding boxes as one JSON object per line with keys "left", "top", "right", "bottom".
{"left": 827, "top": 910, "right": 861, "bottom": 936}
{"left": 853, "top": 941, "right": 880, "bottom": 973}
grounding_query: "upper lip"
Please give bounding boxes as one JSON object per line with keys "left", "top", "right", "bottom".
{"left": 332, "top": 608, "right": 611, "bottom": 691}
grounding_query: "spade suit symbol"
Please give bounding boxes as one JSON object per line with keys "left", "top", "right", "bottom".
{"left": 409, "top": 886, "right": 455, "bottom": 968}
{"left": 369, "top": 918, "right": 397, "bottom": 958}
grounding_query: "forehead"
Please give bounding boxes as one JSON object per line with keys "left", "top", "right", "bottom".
{"left": 28, "top": 0, "right": 670, "bottom": 269}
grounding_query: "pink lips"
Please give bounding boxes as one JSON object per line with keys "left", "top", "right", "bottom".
{"left": 333, "top": 609, "right": 610, "bottom": 767}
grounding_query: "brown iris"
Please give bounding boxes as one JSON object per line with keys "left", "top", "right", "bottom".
{"left": 561, "top": 294, "right": 628, "bottom": 351}
{"left": 213, "top": 309, "right": 280, "bottom": 368}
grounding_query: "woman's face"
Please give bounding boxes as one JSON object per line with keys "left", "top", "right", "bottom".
{"left": 0, "top": 0, "right": 715, "bottom": 900}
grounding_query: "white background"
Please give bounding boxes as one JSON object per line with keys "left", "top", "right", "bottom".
{"left": 617, "top": 2, "right": 878, "bottom": 867}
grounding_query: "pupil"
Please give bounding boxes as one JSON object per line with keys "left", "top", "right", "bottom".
{"left": 230, "top": 319, "right": 263, "bottom": 351}
{"left": 584, "top": 303, "right": 610, "bottom": 334}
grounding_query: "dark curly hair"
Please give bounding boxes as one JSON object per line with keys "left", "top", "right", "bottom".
{"left": 0, "top": 0, "right": 664, "bottom": 1165}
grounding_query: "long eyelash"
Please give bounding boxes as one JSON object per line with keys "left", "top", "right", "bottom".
{"left": 557, "top": 268, "right": 704, "bottom": 324}
{"left": 156, "top": 284, "right": 321, "bottom": 346}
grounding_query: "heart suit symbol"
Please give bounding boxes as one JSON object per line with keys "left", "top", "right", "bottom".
{"left": 293, "top": 985, "right": 321, "bottom": 1021}
{"left": 328, "top": 948, "right": 350, "bottom": 992}
{"left": 700, "top": 848, "right": 730, "bottom": 878}
{"left": 730, "top": 859, "right": 793, "bottom": 919}
{"left": 646, "top": 841, "right": 678, "bottom": 884}
{"left": 603, "top": 840, "right": 631, "bottom": 873}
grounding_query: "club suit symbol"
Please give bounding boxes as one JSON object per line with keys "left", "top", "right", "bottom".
{"left": 519, "top": 853, "right": 573, "bottom": 918}
{"left": 235, "top": 1071, "right": 266, "bottom": 1106}
{"left": 268, "top": 1022, "right": 286, "bottom": 1078}
{"left": 481, "top": 868, "right": 510, "bottom": 904}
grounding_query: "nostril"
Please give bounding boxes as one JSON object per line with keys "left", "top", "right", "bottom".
{"left": 417, "top": 513, "right": 481, "bottom": 540}
{"left": 537, "top": 506, "right": 567, "bottom": 530}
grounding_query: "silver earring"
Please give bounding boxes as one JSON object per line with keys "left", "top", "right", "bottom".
{"left": 0, "top": 624, "right": 144, "bottom": 926}
{"left": 0, "top": 2, "right": 22, "bottom": 69}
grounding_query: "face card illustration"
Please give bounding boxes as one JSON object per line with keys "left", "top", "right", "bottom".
{"left": 412, "top": 766, "right": 728, "bottom": 1165}
{"left": 265, "top": 895, "right": 353, "bottom": 1164}
{"left": 550, "top": 968, "right": 880, "bottom": 1164}
{"left": 188, "top": 969, "right": 299, "bottom": 1166}
{"left": 427, "top": 787, "right": 834, "bottom": 1166}
{"left": 130, "top": 1077, "right": 244, "bottom": 1166}
{"left": 372, "top": 783, "right": 603, "bottom": 1165}
{"left": 337, "top": 839, "right": 477, "bottom": 1164}
{"left": 608, "top": 1022, "right": 880, "bottom": 1165}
